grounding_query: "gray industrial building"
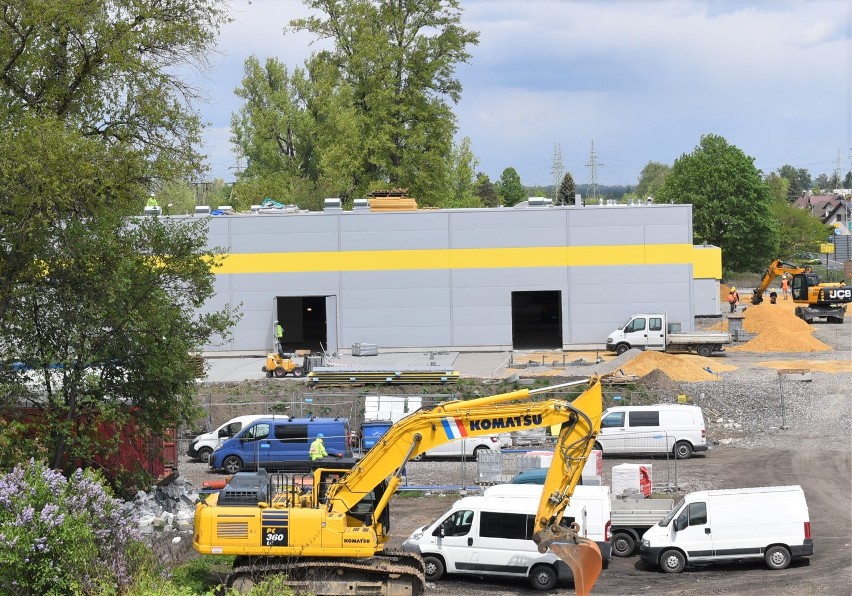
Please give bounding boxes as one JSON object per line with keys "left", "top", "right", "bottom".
{"left": 198, "top": 203, "right": 722, "bottom": 354}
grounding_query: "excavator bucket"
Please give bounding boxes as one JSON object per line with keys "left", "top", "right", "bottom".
{"left": 550, "top": 537, "right": 602, "bottom": 596}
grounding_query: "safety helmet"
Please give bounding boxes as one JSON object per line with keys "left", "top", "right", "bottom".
{"left": 317, "top": 433, "right": 324, "bottom": 438}
{"left": 730, "top": 287, "right": 736, "bottom": 291}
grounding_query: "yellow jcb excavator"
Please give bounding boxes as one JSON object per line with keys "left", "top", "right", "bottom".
{"left": 193, "top": 378, "right": 605, "bottom": 595}
{"left": 751, "top": 259, "right": 851, "bottom": 324}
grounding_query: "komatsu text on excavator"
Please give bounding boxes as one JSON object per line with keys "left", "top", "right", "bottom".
{"left": 751, "top": 259, "right": 851, "bottom": 323}
{"left": 193, "top": 378, "right": 605, "bottom": 595}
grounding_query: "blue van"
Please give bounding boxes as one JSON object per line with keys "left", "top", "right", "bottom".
{"left": 209, "top": 417, "right": 352, "bottom": 474}
{"left": 360, "top": 420, "right": 394, "bottom": 451}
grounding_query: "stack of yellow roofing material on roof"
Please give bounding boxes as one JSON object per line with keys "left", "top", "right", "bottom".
{"left": 368, "top": 197, "right": 418, "bottom": 211}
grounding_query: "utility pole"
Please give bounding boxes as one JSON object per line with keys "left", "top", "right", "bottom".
{"left": 586, "top": 140, "right": 603, "bottom": 204}
{"left": 550, "top": 143, "right": 564, "bottom": 202}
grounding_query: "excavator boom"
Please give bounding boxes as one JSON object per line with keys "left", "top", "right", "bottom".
{"left": 193, "top": 377, "right": 605, "bottom": 595}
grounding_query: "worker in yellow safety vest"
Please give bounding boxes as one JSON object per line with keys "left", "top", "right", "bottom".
{"left": 309, "top": 433, "right": 328, "bottom": 461}
{"left": 275, "top": 321, "right": 284, "bottom": 355}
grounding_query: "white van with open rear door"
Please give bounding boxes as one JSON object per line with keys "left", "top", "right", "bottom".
{"left": 640, "top": 485, "right": 813, "bottom": 573}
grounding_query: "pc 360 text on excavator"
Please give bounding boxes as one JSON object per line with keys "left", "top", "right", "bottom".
{"left": 193, "top": 377, "right": 605, "bottom": 595}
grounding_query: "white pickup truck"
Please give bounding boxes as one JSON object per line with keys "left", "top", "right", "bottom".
{"left": 610, "top": 497, "right": 675, "bottom": 557}
{"left": 605, "top": 313, "right": 730, "bottom": 357}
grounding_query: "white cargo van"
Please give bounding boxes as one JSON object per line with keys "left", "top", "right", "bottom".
{"left": 401, "top": 492, "right": 587, "bottom": 590}
{"left": 484, "top": 483, "right": 612, "bottom": 561}
{"left": 186, "top": 414, "right": 266, "bottom": 462}
{"left": 596, "top": 404, "right": 707, "bottom": 459}
{"left": 640, "top": 485, "right": 813, "bottom": 573}
{"left": 410, "top": 436, "right": 501, "bottom": 460}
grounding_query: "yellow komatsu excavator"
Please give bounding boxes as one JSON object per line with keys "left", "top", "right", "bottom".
{"left": 193, "top": 378, "right": 605, "bottom": 595}
{"left": 751, "top": 259, "right": 851, "bottom": 324}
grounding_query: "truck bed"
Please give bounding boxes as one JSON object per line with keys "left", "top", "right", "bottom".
{"left": 610, "top": 498, "right": 674, "bottom": 527}
{"left": 666, "top": 332, "right": 730, "bottom": 345}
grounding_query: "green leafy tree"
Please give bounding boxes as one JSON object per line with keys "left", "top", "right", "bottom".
{"left": 288, "top": 0, "right": 479, "bottom": 205}
{"left": 496, "top": 167, "right": 526, "bottom": 207}
{"left": 474, "top": 172, "right": 499, "bottom": 207}
{"left": 232, "top": 57, "right": 317, "bottom": 180}
{"left": 776, "top": 165, "right": 811, "bottom": 201}
{"left": 656, "top": 134, "right": 778, "bottom": 272}
{"left": 557, "top": 172, "right": 576, "bottom": 206}
{"left": 154, "top": 180, "right": 196, "bottom": 215}
{"left": 765, "top": 173, "right": 829, "bottom": 257}
{"left": 441, "top": 137, "right": 479, "bottom": 208}
{"left": 0, "top": 1, "right": 237, "bottom": 480}
{"left": 636, "top": 161, "right": 671, "bottom": 201}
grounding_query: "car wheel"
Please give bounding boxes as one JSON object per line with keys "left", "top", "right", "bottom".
{"left": 292, "top": 367, "right": 305, "bottom": 378}
{"left": 615, "top": 343, "right": 630, "bottom": 355}
{"left": 612, "top": 532, "right": 636, "bottom": 557}
{"left": 660, "top": 549, "right": 686, "bottom": 573}
{"left": 529, "top": 564, "right": 557, "bottom": 591}
{"left": 473, "top": 445, "right": 490, "bottom": 459}
{"left": 197, "top": 447, "right": 213, "bottom": 463}
{"left": 265, "top": 370, "right": 273, "bottom": 378}
{"left": 696, "top": 344, "right": 712, "bottom": 357}
{"left": 222, "top": 455, "right": 243, "bottom": 475}
{"left": 764, "top": 545, "right": 791, "bottom": 570}
{"left": 423, "top": 555, "right": 444, "bottom": 581}
{"left": 273, "top": 367, "right": 286, "bottom": 378}
{"left": 674, "top": 441, "right": 693, "bottom": 459}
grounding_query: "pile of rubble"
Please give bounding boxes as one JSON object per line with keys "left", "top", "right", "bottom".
{"left": 122, "top": 474, "right": 199, "bottom": 535}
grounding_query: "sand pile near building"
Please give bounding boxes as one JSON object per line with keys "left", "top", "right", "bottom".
{"left": 618, "top": 351, "right": 719, "bottom": 382}
{"left": 729, "top": 302, "right": 831, "bottom": 353}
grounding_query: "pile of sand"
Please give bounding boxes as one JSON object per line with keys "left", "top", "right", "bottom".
{"left": 618, "top": 351, "right": 720, "bottom": 382}
{"left": 729, "top": 302, "right": 831, "bottom": 353}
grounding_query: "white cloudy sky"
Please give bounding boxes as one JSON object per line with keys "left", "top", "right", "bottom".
{"left": 194, "top": 0, "right": 852, "bottom": 187}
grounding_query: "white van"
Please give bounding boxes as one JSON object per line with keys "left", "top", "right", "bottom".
{"left": 640, "top": 485, "right": 813, "bottom": 573}
{"left": 596, "top": 404, "right": 707, "bottom": 459}
{"left": 484, "top": 483, "right": 613, "bottom": 561}
{"left": 401, "top": 492, "right": 587, "bottom": 590}
{"left": 187, "top": 414, "right": 266, "bottom": 462}
{"left": 411, "top": 436, "right": 502, "bottom": 460}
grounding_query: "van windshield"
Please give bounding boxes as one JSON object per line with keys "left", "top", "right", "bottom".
{"left": 658, "top": 497, "right": 684, "bottom": 527}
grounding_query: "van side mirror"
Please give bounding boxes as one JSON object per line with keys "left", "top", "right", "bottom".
{"left": 674, "top": 513, "right": 687, "bottom": 532}
{"left": 433, "top": 526, "right": 445, "bottom": 538}
{"left": 219, "top": 429, "right": 229, "bottom": 438}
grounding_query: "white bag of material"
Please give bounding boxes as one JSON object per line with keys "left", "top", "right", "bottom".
{"left": 611, "top": 463, "right": 652, "bottom": 497}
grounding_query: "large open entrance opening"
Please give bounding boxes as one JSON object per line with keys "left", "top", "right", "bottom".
{"left": 511, "top": 290, "right": 563, "bottom": 350}
{"left": 276, "top": 296, "right": 328, "bottom": 353}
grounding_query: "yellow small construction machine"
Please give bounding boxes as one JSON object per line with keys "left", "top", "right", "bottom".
{"left": 261, "top": 353, "right": 306, "bottom": 378}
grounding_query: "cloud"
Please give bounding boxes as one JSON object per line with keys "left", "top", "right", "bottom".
{"left": 197, "top": 0, "right": 852, "bottom": 186}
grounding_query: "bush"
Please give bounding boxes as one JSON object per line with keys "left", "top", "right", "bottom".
{"left": 0, "top": 459, "right": 143, "bottom": 594}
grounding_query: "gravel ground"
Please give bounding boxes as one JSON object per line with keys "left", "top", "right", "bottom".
{"left": 173, "top": 317, "right": 852, "bottom": 594}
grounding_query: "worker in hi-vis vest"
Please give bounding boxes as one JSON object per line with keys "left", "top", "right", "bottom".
{"left": 309, "top": 433, "right": 328, "bottom": 461}
{"left": 275, "top": 321, "right": 284, "bottom": 355}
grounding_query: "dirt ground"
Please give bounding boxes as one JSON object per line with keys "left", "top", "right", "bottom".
{"left": 387, "top": 445, "right": 852, "bottom": 595}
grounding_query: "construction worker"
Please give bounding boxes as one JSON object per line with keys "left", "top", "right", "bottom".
{"left": 309, "top": 433, "right": 328, "bottom": 461}
{"left": 728, "top": 287, "right": 739, "bottom": 313}
{"left": 781, "top": 275, "right": 789, "bottom": 300}
{"left": 275, "top": 321, "right": 284, "bottom": 355}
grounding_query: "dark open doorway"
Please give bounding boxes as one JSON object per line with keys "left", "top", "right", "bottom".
{"left": 276, "top": 296, "right": 328, "bottom": 353}
{"left": 511, "top": 291, "right": 563, "bottom": 349}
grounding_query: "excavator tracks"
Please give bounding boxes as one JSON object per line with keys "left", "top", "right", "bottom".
{"left": 227, "top": 550, "right": 425, "bottom": 595}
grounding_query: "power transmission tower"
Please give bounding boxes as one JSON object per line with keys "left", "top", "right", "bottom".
{"left": 834, "top": 149, "right": 843, "bottom": 190}
{"left": 586, "top": 140, "right": 603, "bottom": 203}
{"left": 550, "top": 143, "right": 564, "bottom": 202}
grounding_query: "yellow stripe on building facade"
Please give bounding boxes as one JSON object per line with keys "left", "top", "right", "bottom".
{"left": 212, "top": 244, "right": 721, "bottom": 279}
